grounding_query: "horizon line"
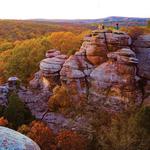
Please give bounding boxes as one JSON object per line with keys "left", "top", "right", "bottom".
{"left": 0, "top": 16, "right": 149, "bottom": 21}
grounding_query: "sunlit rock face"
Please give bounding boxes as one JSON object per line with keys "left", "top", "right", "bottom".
{"left": 0, "top": 126, "right": 40, "bottom": 150}
{"left": 60, "top": 51, "right": 94, "bottom": 100}
{"left": 89, "top": 48, "right": 142, "bottom": 111}
{"left": 80, "top": 30, "right": 131, "bottom": 66}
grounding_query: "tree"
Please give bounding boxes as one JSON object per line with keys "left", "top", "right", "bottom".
{"left": 4, "top": 92, "right": 34, "bottom": 129}
{"left": 4, "top": 37, "right": 52, "bottom": 83}
{"left": 48, "top": 85, "right": 72, "bottom": 113}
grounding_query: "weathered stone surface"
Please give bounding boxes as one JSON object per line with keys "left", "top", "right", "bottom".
{"left": 37, "top": 50, "right": 68, "bottom": 89}
{"left": 135, "top": 48, "right": 150, "bottom": 80}
{"left": 89, "top": 48, "right": 142, "bottom": 111}
{"left": 60, "top": 51, "right": 94, "bottom": 99}
{"left": 45, "top": 49, "right": 61, "bottom": 58}
{"left": 18, "top": 89, "right": 51, "bottom": 115}
{"left": 80, "top": 30, "right": 131, "bottom": 66}
{"left": 134, "top": 35, "right": 150, "bottom": 48}
{"left": 29, "top": 71, "right": 43, "bottom": 89}
{"left": 133, "top": 34, "right": 150, "bottom": 103}
{"left": 40, "top": 57, "right": 66, "bottom": 74}
{"left": 0, "top": 126, "right": 40, "bottom": 150}
{"left": 0, "top": 85, "right": 9, "bottom": 106}
{"left": 60, "top": 52, "right": 93, "bottom": 79}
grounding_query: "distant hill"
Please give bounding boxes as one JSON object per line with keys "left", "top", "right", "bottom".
{"left": 31, "top": 16, "right": 150, "bottom": 26}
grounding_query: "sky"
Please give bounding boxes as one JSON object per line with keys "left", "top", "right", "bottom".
{"left": 0, "top": 0, "right": 149, "bottom": 19}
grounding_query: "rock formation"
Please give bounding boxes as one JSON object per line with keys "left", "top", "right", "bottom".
{"left": 0, "top": 126, "right": 40, "bottom": 150}
{"left": 30, "top": 49, "right": 67, "bottom": 90}
{"left": 133, "top": 35, "right": 150, "bottom": 105}
{"left": 89, "top": 48, "right": 142, "bottom": 111}
{"left": 29, "top": 30, "right": 145, "bottom": 111}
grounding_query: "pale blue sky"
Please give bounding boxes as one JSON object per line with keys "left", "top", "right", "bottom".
{"left": 0, "top": 0, "right": 149, "bottom": 19}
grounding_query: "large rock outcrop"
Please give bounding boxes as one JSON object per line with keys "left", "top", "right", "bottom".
{"left": 134, "top": 35, "right": 150, "bottom": 105}
{"left": 1, "top": 30, "right": 149, "bottom": 126}
{"left": 60, "top": 51, "right": 94, "bottom": 100}
{"left": 30, "top": 30, "right": 142, "bottom": 111}
{"left": 0, "top": 30, "right": 149, "bottom": 134}
{"left": 89, "top": 48, "right": 142, "bottom": 111}
{"left": 81, "top": 30, "right": 131, "bottom": 66}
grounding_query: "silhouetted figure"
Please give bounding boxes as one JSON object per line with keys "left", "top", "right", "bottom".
{"left": 116, "top": 23, "right": 119, "bottom": 30}
{"left": 101, "top": 24, "right": 105, "bottom": 29}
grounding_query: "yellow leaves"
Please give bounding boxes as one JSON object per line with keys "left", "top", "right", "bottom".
{"left": 48, "top": 31, "right": 91, "bottom": 55}
{"left": 48, "top": 85, "right": 71, "bottom": 113}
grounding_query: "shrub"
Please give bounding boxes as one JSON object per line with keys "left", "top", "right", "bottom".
{"left": 56, "top": 130, "right": 87, "bottom": 150}
{"left": 135, "top": 106, "right": 150, "bottom": 134}
{"left": 48, "top": 85, "right": 72, "bottom": 113}
{"left": 4, "top": 92, "right": 34, "bottom": 129}
{"left": 19, "top": 120, "right": 55, "bottom": 150}
{"left": 0, "top": 117, "right": 8, "bottom": 127}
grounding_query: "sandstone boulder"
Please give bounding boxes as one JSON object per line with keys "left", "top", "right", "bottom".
{"left": 39, "top": 50, "right": 67, "bottom": 89}
{"left": 0, "top": 126, "right": 40, "bottom": 150}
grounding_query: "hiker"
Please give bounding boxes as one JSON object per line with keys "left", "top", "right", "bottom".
{"left": 98, "top": 24, "right": 105, "bottom": 30}
{"left": 101, "top": 24, "right": 105, "bottom": 30}
{"left": 116, "top": 23, "right": 119, "bottom": 30}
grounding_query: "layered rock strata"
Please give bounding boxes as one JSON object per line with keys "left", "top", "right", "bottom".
{"left": 89, "top": 48, "right": 142, "bottom": 111}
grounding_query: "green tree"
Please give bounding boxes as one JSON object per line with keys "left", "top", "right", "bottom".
{"left": 4, "top": 92, "right": 34, "bottom": 129}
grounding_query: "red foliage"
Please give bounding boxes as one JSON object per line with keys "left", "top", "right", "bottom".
{"left": 56, "top": 130, "right": 87, "bottom": 150}
{"left": 0, "top": 117, "right": 8, "bottom": 127}
{"left": 27, "top": 121, "right": 54, "bottom": 150}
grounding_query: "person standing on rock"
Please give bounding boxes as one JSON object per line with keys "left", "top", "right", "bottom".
{"left": 98, "top": 24, "right": 105, "bottom": 30}
{"left": 101, "top": 24, "right": 105, "bottom": 30}
{"left": 116, "top": 23, "right": 119, "bottom": 30}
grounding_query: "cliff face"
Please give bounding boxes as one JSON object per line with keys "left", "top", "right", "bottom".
{"left": 31, "top": 30, "right": 146, "bottom": 112}
{"left": 89, "top": 48, "right": 141, "bottom": 111}
{"left": 133, "top": 35, "right": 150, "bottom": 106}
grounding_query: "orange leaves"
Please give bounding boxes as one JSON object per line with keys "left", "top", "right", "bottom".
{"left": 18, "top": 120, "right": 88, "bottom": 150}
{"left": 56, "top": 130, "right": 87, "bottom": 150}
{"left": 19, "top": 121, "right": 54, "bottom": 150}
{"left": 48, "top": 31, "right": 91, "bottom": 55}
{"left": 0, "top": 117, "right": 8, "bottom": 127}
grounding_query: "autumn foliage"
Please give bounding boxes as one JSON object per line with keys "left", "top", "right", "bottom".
{"left": 48, "top": 85, "right": 72, "bottom": 113}
{"left": 0, "top": 117, "right": 8, "bottom": 127}
{"left": 18, "top": 121, "right": 54, "bottom": 150}
{"left": 56, "top": 131, "right": 87, "bottom": 150}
